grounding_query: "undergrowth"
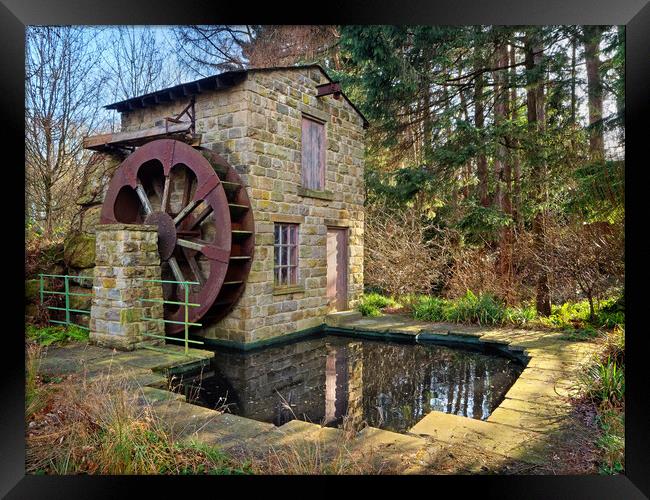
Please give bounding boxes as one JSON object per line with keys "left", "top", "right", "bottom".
{"left": 25, "top": 365, "right": 251, "bottom": 475}
{"left": 358, "top": 290, "right": 624, "bottom": 332}
{"left": 357, "top": 292, "right": 398, "bottom": 317}
{"left": 576, "top": 327, "right": 625, "bottom": 475}
{"left": 26, "top": 324, "right": 89, "bottom": 346}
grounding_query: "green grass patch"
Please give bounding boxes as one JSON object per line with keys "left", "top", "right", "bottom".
{"left": 26, "top": 324, "right": 89, "bottom": 346}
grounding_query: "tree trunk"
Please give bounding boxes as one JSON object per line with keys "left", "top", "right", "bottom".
{"left": 474, "top": 37, "right": 489, "bottom": 207}
{"left": 510, "top": 43, "right": 522, "bottom": 230}
{"left": 570, "top": 35, "right": 577, "bottom": 125}
{"left": 493, "top": 39, "right": 513, "bottom": 300}
{"left": 583, "top": 25, "right": 605, "bottom": 161}
{"left": 525, "top": 29, "right": 552, "bottom": 317}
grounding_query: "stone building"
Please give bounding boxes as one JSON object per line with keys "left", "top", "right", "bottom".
{"left": 76, "top": 65, "right": 367, "bottom": 347}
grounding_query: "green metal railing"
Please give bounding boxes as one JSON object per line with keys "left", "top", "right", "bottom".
{"left": 140, "top": 279, "right": 203, "bottom": 355}
{"left": 38, "top": 273, "right": 93, "bottom": 330}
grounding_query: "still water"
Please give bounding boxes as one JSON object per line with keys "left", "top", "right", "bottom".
{"left": 178, "top": 335, "right": 525, "bottom": 433}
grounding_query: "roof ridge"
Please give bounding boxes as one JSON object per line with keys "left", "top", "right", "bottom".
{"left": 105, "top": 64, "right": 368, "bottom": 128}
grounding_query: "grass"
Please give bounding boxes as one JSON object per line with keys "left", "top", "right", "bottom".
{"left": 358, "top": 290, "right": 624, "bottom": 333}
{"left": 25, "top": 367, "right": 251, "bottom": 475}
{"left": 25, "top": 354, "right": 391, "bottom": 475}
{"left": 26, "top": 324, "right": 89, "bottom": 346}
{"left": 26, "top": 344, "right": 48, "bottom": 420}
{"left": 575, "top": 327, "right": 625, "bottom": 475}
{"left": 410, "top": 291, "right": 533, "bottom": 327}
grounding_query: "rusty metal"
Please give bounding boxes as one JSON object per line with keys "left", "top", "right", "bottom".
{"left": 100, "top": 139, "right": 254, "bottom": 335}
{"left": 316, "top": 81, "right": 342, "bottom": 99}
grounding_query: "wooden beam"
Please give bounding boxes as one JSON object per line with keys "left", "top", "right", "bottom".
{"left": 82, "top": 122, "right": 192, "bottom": 150}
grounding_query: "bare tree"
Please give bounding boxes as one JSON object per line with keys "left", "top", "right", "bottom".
{"left": 365, "top": 202, "right": 448, "bottom": 296}
{"left": 25, "top": 26, "right": 106, "bottom": 239}
{"left": 243, "top": 26, "right": 340, "bottom": 68}
{"left": 105, "top": 26, "right": 178, "bottom": 101}
{"left": 546, "top": 221, "right": 624, "bottom": 319}
{"left": 171, "top": 25, "right": 254, "bottom": 76}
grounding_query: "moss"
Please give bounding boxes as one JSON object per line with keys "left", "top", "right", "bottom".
{"left": 64, "top": 233, "right": 96, "bottom": 269}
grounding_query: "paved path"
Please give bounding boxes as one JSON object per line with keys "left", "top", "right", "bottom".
{"left": 37, "top": 315, "right": 601, "bottom": 474}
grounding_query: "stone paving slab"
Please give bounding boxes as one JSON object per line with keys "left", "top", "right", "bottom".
{"left": 409, "top": 411, "right": 552, "bottom": 465}
{"left": 487, "top": 406, "right": 571, "bottom": 434}
{"left": 38, "top": 343, "right": 116, "bottom": 376}
{"left": 502, "top": 378, "right": 577, "bottom": 407}
{"left": 137, "top": 386, "right": 186, "bottom": 405}
{"left": 498, "top": 396, "right": 572, "bottom": 417}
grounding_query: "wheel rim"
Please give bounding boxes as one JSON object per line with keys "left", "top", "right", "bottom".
{"left": 100, "top": 139, "right": 253, "bottom": 334}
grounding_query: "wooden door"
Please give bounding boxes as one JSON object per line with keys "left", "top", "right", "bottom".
{"left": 326, "top": 227, "right": 348, "bottom": 311}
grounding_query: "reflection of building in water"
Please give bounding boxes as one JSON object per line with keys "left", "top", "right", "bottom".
{"left": 324, "top": 341, "right": 363, "bottom": 429}
{"left": 187, "top": 336, "right": 522, "bottom": 432}
{"left": 345, "top": 342, "right": 364, "bottom": 429}
{"left": 205, "top": 337, "right": 328, "bottom": 426}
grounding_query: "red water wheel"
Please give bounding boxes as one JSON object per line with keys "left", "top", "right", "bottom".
{"left": 100, "top": 139, "right": 254, "bottom": 335}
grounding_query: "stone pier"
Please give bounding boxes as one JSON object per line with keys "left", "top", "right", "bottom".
{"left": 89, "top": 224, "right": 165, "bottom": 351}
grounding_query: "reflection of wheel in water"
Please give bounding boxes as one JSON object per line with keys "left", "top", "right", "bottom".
{"left": 375, "top": 392, "right": 391, "bottom": 426}
{"left": 100, "top": 139, "right": 254, "bottom": 335}
{"left": 275, "top": 390, "right": 297, "bottom": 426}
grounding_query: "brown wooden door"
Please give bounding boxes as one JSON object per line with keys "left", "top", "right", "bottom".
{"left": 326, "top": 227, "right": 348, "bottom": 311}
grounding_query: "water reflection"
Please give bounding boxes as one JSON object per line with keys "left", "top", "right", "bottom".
{"left": 183, "top": 335, "right": 524, "bottom": 433}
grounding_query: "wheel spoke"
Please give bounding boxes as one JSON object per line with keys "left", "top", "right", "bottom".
{"left": 167, "top": 256, "right": 187, "bottom": 284}
{"left": 177, "top": 238, "right": 230, "bottom": 263}
{"left": 173, "top": 199, "right": 200, "bottom": 225}
{"left": 135, "top": 183, "right": 153, "bottom": 215}
{"left": 161, "top": 176, "right": 171, "bottom": 213}
{"left": 189, "top": 205, "right": 213, "bottom": 230}
{"left": 182, "top": 247, "right": 206, "bottom": 286}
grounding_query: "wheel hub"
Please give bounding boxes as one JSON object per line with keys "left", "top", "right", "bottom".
{"left": 144, "top": 211, "right": 177, "bottom": 261}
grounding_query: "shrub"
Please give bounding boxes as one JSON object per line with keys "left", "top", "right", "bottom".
{"left": 446, "top": 291, "right": 506, "bottom": 326}
{"left": 358, "top": 302, "right": 382, "bottom": 317}
{"left": 357, "top": 293, "right": 398, "bottom": 317}
{"left": 412, "top": 296, "right": 449, "bottom": 322}
{"left": 504, "top": 304, "right": 537, "bottom": 325}
{"left": 539, "top": 297, "right": 624, "bottom": 331}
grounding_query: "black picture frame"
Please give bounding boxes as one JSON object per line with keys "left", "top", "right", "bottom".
{"left": 5, "top": 1, "right": 648, "bottom": 497}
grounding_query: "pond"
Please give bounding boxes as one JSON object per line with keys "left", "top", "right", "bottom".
{"left": 176, "top": 334, "right": 525, "bottom": 434}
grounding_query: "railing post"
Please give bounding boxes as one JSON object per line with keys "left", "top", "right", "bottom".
{"left": 184, "top": 283, "right": 189, "bottom": 355}
{"left": 64, "top": 275, "right": 70, "bottom": 326}
{"left": 39, "top": 274, "right": 44, "bottom": 306}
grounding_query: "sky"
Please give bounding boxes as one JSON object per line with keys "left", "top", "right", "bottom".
{"left": 27, "top": 25, "right": 624, "bottom": 159}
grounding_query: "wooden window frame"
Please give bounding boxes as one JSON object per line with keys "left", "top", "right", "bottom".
{"left": 301, "top": 114, "right": 326, "bottom": 191}
{"left": 273, "top": 223, "right": 299, "bottom": 288}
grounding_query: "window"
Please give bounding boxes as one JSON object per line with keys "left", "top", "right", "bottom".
{"left": 274, "top": 223, "right": 299, "bottom": 286}
{"left": 301, "top": 116, "right": 326, "bottom": 190}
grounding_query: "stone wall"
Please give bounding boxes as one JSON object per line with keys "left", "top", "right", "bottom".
{"left": 89, "top": 224, "right": 165, "bottom": 350}
{"left": 116, "top": 67, "right": 366, "bottom": 344}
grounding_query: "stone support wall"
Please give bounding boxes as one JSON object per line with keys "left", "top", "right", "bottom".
{"left": 89, "top": 224, "right": 165, "bottom": 350}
